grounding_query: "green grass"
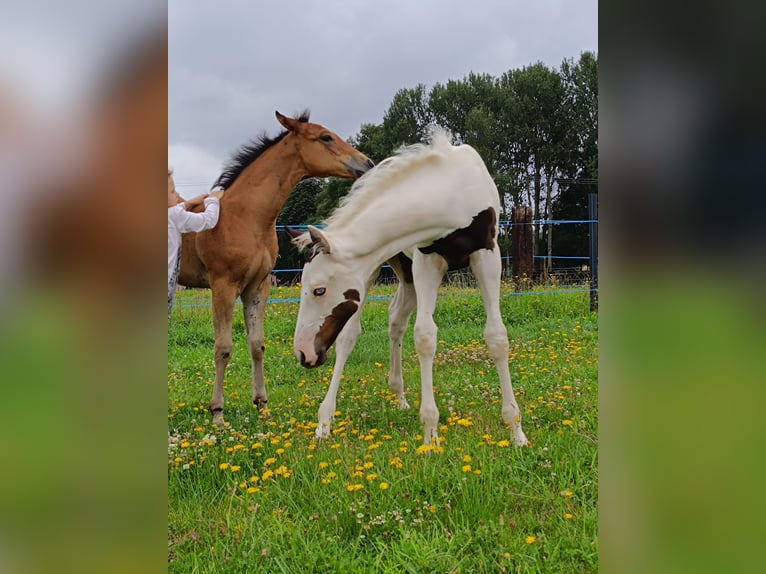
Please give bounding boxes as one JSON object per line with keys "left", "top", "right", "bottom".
{"left": 168, "top": 283, "right": 598, "bottom": 573}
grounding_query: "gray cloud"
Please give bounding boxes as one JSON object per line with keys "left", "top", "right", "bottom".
{"left": 169, "top": 0, "right": 597, "bottom": 192}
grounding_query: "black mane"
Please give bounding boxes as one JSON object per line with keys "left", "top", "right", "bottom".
{"left": 212, "top": 110, "right": 311, "bottom": 190}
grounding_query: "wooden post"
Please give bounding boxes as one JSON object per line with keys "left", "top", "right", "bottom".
{"left": 588, "top": 193, "right": 598, "bottom": 312}
{"left": 511, "top": 205, "right": 533, "bottom": 291}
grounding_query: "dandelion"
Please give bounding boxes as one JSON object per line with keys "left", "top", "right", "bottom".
{"left": 319, "top": 462, "right": 329, "bottom": 470}
{"left": 276, "top": 448, "right": 285, "bottom": 455}
{"left": 457, "top": 418, "right": 473, "bottom": 427}
{"left": 247, "top": 487, "right": 259, "bottom": 494}
{"left": 379, "top": 482, "right": 389, "bottom": 490}
{"left": 265, "top": 457, "right": 277, "bottom": 466}
{"left": 473, "top": 469, "right": 482, "bottom": 476}
{"left": 461, "top": 465, "right": 472, "bottom": 473}
{"left": 274, "top": 465, "right": 291, "bottom": 477}
{"left": 230, "top": 465, "right": 241, "bottom": 472}
{"left": 564, "top": 513, "right": 573, "bottom": 520}
{"left": 462, "top": 454, "right": 472, "bottom": 463}
{"left": 496, "top": 440, "right": 510, "bottom": 448}
{"left": 562, "top": 419, "right": 574, "bottom": 426}
{"left": 366, "top": 473, "right": 378, "bottom": 481}
{"left": 346, "top": 484, "right": 364, "bottom": 492}
{"left": 363, "top": 462, "right": 374, "bottom": 470}
{"left": 262, "top": 470, "right": 274, "bottom": 481}
{"left": 219, "top": 463, "right": 230, "bottom": 470}
{"left": 560, "top": 490, "right": 574, "bottom": 498}
{"left": 326, "top": 472, "right": 337, "bottom": 479}
{"left": 249, "top": 476, "right": 259, "bottom": 483}
{"left": 525, "top": 536, "right": 536, "bottom": 544}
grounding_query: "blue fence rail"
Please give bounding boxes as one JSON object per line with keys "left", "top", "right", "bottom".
{"left": 273, "top": 218, "right": 597, "bottom": 276}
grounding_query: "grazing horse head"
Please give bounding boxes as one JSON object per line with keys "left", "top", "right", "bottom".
{"left": 292, "top": 226, "right": 366, "bottom": 368}
{"left": 275, "top": 111, "right": 374, "bottom": 179}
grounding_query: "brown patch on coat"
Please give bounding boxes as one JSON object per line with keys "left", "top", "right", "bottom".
{"left": 343, "top": 289, "right": 361, "bottom": 302}
{"left": 312, "top": 291, "right": 361, "bottom": 366}
{"left": 419, "top": 207, "right": 496, "bottom": 270}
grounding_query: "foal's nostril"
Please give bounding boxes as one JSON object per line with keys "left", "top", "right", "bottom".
{"left": 366, "top": 158, "right": 375, "bottom": 168}
{"left": 299, "top": 351, "right": 306, "bottom": 365}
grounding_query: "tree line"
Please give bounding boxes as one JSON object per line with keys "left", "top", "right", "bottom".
{"left": 277, "top": 51, "right": 597, "bottom": 280}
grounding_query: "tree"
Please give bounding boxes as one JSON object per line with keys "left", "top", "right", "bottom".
{"left": 276, "top": 179, "right": 321, "bottom": 276}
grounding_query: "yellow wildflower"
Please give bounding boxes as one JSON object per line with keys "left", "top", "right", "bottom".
{"left": 525, "top": 536, "right": 536, "bottom": 544}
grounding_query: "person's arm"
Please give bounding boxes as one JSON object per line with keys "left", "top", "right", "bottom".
{"left": 174, "top": 196, "right": 221, "bottom": 233}
{"left": 183, "top": 194, "right": 208, "bottom": 210}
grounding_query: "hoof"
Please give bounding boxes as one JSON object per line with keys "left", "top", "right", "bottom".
{"left": 512, "top": 430, "right": 529, "bottom": 447}
{"left": 314, "top": 422, "right": 331, "bottom": 440}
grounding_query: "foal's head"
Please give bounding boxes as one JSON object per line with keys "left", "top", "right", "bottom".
{"left": 291, "top": 226, "right": 366, "bottom": 368}
{"left": 275, "top": 111, "right": 374, "bottom": 179}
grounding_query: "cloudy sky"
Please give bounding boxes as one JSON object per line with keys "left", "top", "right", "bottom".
{"left": 169, "top": 0, "right": 597, "bottom": 196}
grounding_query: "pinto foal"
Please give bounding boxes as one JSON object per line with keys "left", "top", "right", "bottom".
{"left": 291, "top": 132, "right": 528, "bottom": 447}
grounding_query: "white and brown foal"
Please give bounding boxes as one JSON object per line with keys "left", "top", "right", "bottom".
{"left": 291, "top": 131, "right": 528, "bottom": 447}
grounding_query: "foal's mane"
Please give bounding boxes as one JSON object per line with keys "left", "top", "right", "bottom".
{"left": 212, "top": 110, "right": 311, "bottom": 190}
{"left": 323, "top": 128, "right": 454, "bottom": 229}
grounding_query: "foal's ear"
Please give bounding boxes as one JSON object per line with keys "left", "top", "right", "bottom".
{"left": 276, "top": 110, "right": 297, "bottom": 132}
{"left": 285, "top": 226, "right": 312, "bottom": 251}
{"left": 308, "top": 225, "right": 332, "bottom": 255}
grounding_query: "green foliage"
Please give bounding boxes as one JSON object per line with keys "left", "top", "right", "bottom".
{"left": 280, "top": 53, "right": 598, "bottom": 272}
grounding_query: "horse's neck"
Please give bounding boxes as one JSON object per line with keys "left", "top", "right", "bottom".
{"left": 225, "top": 140, "right": 305, "bottom": 223}
{"left": 330, "top": 186, "right": 475, "bottom": 276}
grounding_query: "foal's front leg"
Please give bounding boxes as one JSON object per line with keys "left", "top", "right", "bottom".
{"left": 242, "top": 279, "right": 270, "bottom": 410}
{"left": 315, "top": 303, "right": 364, "bottom": 438}
{"left": 387, "top": 280, "right": 416, "bottom": 409}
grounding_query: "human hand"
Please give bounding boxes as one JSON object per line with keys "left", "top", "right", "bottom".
{"left": 183, "top": 194, "right": 208, "bottom": 210}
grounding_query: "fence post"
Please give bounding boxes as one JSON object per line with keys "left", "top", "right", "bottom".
{"left": 588, "top": 193, "right": 598, "bottom": 311}
{"left": 511, "top": 205, "right": 533, "bottom": 291}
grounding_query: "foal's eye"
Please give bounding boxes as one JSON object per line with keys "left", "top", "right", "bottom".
{"left": 313, "top": 287, "right": 326, "bottom": 297}
{"left": 319, "top": 134, "right": 333, "bottom": 143}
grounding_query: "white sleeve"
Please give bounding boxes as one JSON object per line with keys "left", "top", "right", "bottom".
{"left": 175, "top": 198, "right": 221, "bottom": 233}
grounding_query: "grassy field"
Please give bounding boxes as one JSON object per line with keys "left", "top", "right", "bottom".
{"left": 168, "top": 283, "right": 598, "bottom": 573}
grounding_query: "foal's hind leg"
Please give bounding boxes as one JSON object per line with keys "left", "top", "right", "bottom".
{"left": 470, "top": 248, "right": 528, "bottom": 446}
{"left": 242, "top": 279, "right": 270, "bottom": 410}
{"left": 412, "top": 252, "right": 448, "bottom": 447}
{"left": 209, "top": 280, "right": 238, "bottom": 425}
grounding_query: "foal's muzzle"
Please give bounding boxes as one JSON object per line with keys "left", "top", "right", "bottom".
{"left": 299, "top": 349, "right": 326, "bottom": 369}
